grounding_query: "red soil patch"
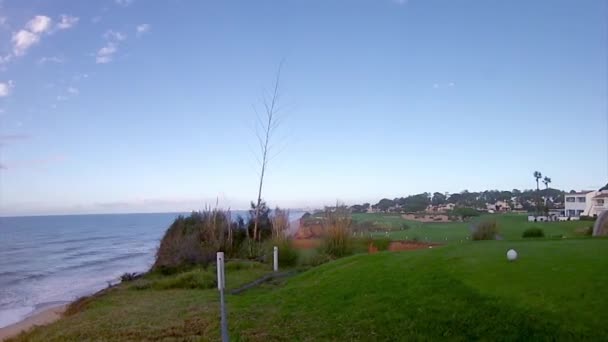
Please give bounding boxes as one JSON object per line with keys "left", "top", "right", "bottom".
{"left": 292, "top": 239, "right": 322, "bottom": 250}
{"left": 387, "top": 241, "right": 440, "bottom": 251}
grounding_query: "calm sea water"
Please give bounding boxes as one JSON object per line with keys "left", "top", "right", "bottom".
{"left": 0, "top": 211, "right": 303, "bottom": 328}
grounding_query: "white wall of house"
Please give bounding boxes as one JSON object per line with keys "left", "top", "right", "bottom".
{"left": 564, "top": 192, "right": 590, "bottom": 217}
{"left": 565, "top": 190, "right": 608, "bottom": 217}
{"left": 584, "top": 191, "right": 608, "bottom": 216}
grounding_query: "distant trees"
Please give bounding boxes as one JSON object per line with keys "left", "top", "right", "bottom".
{"left": 351, "top": 185, "right": 567, "bottom": 214}
{"left": 431, "top": 192, "right": 447, "bottom": 206}
{"left": 402, "top": 193, "right": 431, "bottom": 212}
{"left": 375, "top": 198, "right": 395, "bottom": 212}
{"left": 453, "top": 207, "right": 481, "bottom": 220}
{"left": 350, "top": 203, "right": 370, "bottom": 213}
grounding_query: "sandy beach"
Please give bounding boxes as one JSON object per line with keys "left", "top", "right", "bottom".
{"left": 0, "top": 305, "right": 66, "bottom": 341}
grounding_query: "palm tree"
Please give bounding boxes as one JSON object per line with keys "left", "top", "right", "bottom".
{"left": 534, "top": 171, "right": 542, "bottom": 216}
{"left": 543, "top": 176, "right": 552, "bottom": 213}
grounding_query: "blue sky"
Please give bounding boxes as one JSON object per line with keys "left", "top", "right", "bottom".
{"left": 0, "top": 0, "right": 606, "bottom": 216}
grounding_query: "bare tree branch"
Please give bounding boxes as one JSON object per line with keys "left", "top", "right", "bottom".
{"left": 252, "top": 61, "right": 286, "bottom": 242}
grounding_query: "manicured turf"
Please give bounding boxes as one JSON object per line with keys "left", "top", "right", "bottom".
{"left": 13, "top": 238, "right": 608, "bottom": 341}
{"left": 354, "top": 213, "right": 593, "bottom": 243}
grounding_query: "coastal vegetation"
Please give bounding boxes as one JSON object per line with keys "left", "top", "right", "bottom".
{"left": 11, "top": 236, "right": 608, "bottom": 341}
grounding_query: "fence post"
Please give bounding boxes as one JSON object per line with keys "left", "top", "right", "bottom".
{"left": 273, "top": 246, "right": 278, "bottom": 272}
{"left": 216, "top": 252, "right": 229, "bottom": 342}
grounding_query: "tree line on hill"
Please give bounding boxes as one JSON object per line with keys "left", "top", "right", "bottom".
{"left": 350, "top": 188, "right": 567, "bottom": 214}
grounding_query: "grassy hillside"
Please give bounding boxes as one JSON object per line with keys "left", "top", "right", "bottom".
{"left": 13, "top": 238, "right": 608, "bottom": 341}
{"left": 353, "top": 213, "right": 592, "bottom": 243}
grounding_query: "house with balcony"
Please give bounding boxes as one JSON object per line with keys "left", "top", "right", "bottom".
{"left": 586, "top": 192, "right": 608, "bottom": 217}
{"left": 564, "top": 189, "right": 608, "bottom": 218}
{"left": 564, "top": 191, "right": 590, "bottom": 217}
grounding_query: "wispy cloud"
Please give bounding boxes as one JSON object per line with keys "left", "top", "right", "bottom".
{"left": 432, "top": 82, "right": 456, "bottom": 89}
{"left": 115, "top": 0, "right": 135, "bottom": 7}
{"left": 96, "top": 30, "right": 126, "bottom": 64}
{"left": 67, "top": 87, "right": 79, "bottom": 95}
{"left": 26, "top": 15, "right": 52, "bottom": 34}
{"left": 0, "top": 80, "right": 14, "bottom": 97}
{"left": 12, "top": 30, "right": 40, "bottom": 56}
{"left": 9, "top": 14, "right": 78, "bottom": 58}
{"left": 96, "top": 42, "right": 117, "bottom": 64}
{"left": 104, "top": 30, "right": 126, "bottom": 41}
{"left": 38, "top": 56, "right": 64, "bottom": 65}
{"left": 57, "top": 15, "right": 79, "bottom": 30}
{"left": 136, "top": 24, "right": 150, "bottom": 37}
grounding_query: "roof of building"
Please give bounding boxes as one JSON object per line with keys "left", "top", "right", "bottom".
{"left": 565, "top": 191, "right": 593, "bottom": 196}
{"left": 593, "top": 193, "right": 608, "bottom": 199}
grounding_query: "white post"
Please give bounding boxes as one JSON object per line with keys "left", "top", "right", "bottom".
{"left": 216, "top": 252, "right": 228, "bottom": 342}
{"left": 273, "top": 246, "right": 278, "bottom": 272}
{"left": 216, "top": 252, "right": 225, "bottom": 290}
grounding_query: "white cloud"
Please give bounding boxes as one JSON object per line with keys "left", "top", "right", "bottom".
{"left": 0, "top": 54, "right": 11, "bottom": 64}
{"left": 96, "top": 42, "right": 117, "bottom": 64}
{"left": 104, "top": 30, "right": 126, "bottom": 41}
{"left": 12, "top": 30, "right": 40, "bottom": 56}
{"left": 26, "top": 15, "right": 52, "bottom": 34}
{"left": 136, "top": 24, "right": 150, "bottom": 37}
{"left": 0, "top": 80, "right": 14, "bottom": 97}
{"left": 115, "top": 0, "right": 134, "bottom": 6}
{"left": 57, "top": 15, "right": 79, "bottom": 30}
{"left": 432, "top": 82, "right": 456, "bottom": 89}
{"left": 67, "top": 87, "right": 79, "bottom": 95}
{"left": 96, "top": 30, "right": 126, "bottom": 64}
{"left": 38, "top": 56, "right": 64, "bottom": 65}
{"left": 5, "top": 14, "right": 77, "bottom": 62}
{"left": 56, "top": 95, "right": 68, "bottom": 101}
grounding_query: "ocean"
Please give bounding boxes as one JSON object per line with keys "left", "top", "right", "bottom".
{"left": 0, "top": 211, "right": 304, "bottom": 328}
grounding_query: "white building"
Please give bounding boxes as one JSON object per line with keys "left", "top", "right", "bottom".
{"left": 564, "top": 190, "right": 608, "bottom": 217}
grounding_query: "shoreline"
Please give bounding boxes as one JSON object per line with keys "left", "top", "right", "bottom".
{"left": 0, "top": 304, "right": 67, "bottom": 341}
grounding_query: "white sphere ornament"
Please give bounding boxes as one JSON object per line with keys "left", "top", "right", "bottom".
{"left": 507, "top": 249, "right": 518, "bottom": 261}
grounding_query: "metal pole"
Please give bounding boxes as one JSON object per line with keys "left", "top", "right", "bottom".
{"left": 217, "top": 252, "right": 229, "bottom": 342}
{"left": 273, "top": 246, "right": 278, "bottom": 272}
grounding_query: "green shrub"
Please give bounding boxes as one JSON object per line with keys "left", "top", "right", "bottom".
{"left": 269, "top": 240, "right": 299, "bottom": 267}
{"left": 580, "top": 215, "right": 597, "bottom": 222}
{"left": 154, "top": 210, "right": 236, "bottom": 271}
{"left": 370, "top": 237, "right": 391, "bottom": 251}
{"left": 401, "top": 223, "right": 410, "bottom": 230}
{"left": 320, "top": 205, "right": 353, "bottom": 258}
{"left": 574, "top": 226, "right": 593, "bottom": 236}
{"left": 522, "top": 227, "right": 544, "bottom": 238}
{"left": 225, "top": 260, "right": 265, "bottom": 271}
{"left": 472, "top": 220, "right": 499, "bottom": 241}
{"left": 153, "top": 269, "right": 217, "bottom": 290}
{"left": 120, "top": 272, "right": 139, "bottom": 282}
{"left": 298, "top": 250, "right": 332, "bottom": 267}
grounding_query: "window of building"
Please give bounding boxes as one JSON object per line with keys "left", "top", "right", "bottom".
{"left": 597, "top": 199, "right": 605, "bottom": 205}
{"left": 567, "top": 210, "right": 576, "bottom": 217}
{"left": 566, "top": 197, "right": 575, "bottom": 202}
{"left": 577, "top": 197, "right": 586, "bottom": 203}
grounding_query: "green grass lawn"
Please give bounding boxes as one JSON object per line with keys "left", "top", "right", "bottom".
{"left": 354, "top": 213, "right": 593, "bottom": 243}
{"left": 13, "top": 238, "right": 608, "bottom": 341}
